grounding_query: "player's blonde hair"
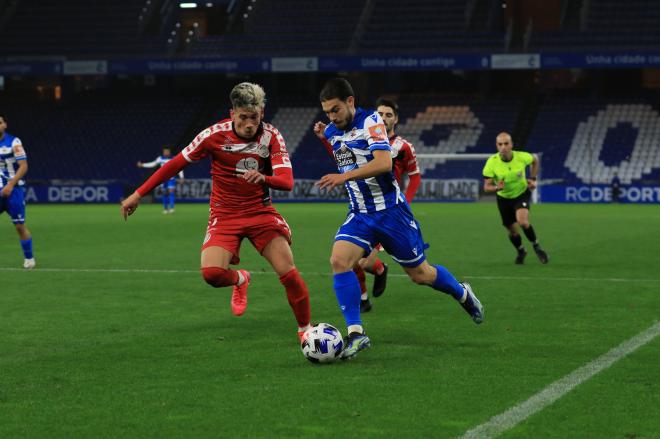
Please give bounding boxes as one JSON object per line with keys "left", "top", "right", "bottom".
{"left": 230, "top": 82, "right": 266, "bottom": 111}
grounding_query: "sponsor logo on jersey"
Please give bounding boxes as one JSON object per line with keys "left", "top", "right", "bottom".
{"left": 334, "top": 144, "right": 357, "bottom": 168}
{"left": 13, "top": 143, "right": 25, "bottom": 156}
{"left": 236, "top": 157, "right": 260, "bottom": 173}
{"left": 368, "top": 124, "right": 388, "bottom": 142}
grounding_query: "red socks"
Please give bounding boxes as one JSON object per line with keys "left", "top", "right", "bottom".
{"left": 201, "top": 267, "right": 239, "bottom": 288}
{"left": 353, "top": 265, "right": 367, "bottom": 294}
{"left": 364, "top": 258, "right": 385, "bottom": 275}
{"left": 279, "top": 268, "right": 311, "bottom": 327}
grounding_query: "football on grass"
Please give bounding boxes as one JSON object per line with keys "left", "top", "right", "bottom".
{"left": 300, "top": 323, "right": 344, "bottom": 363}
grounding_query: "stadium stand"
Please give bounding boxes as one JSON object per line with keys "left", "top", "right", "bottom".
{"left": 188, "top": 0, "right": 505, "bottom": 57}
{"left": 9, "top": 89, "right": 659, "bottom": 188}
{"left": 0, "top": 0, "right": 169, "bottom": 57}
{"left": 4, "top": 93, "right": 200, "bottom": 182}
{"left": 532, "top": 0, "right": 660, "bottom": 50}
{"left": 188, "top": 0, "right": 363, "bottom": 57}
{"left": 358, "top": 0, "right": 505, "bottom": 53}
{"left": 527, "top": 97, "right": 660, "bottom": 184}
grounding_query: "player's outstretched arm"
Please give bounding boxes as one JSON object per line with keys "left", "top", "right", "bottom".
{"left": 121, "top": 192, "right": 142, "bottom": 220}
{"left": 313, "top": 121, "right": 333, "bottom": 157}
{"left": 317, "top": 150, "right": 392, "bottom": 191}
{"left": 139, "top": 159, "right": 159, "bottom": 168}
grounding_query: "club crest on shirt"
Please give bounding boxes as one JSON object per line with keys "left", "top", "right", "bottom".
{"left": 517, "top": 171, "right": 523, "bottom": 178}
{"left": 334, "top": 144, "right": 357, "bottom": 168}
{"left": 256, "top": 143, "right": 270, "bottom": 158}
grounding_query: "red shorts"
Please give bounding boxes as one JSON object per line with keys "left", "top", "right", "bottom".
{"left": 202, "top": 208, "right": 292, "bottom": 265}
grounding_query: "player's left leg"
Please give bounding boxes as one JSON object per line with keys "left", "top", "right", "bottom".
{"left": 403, "top": 261, "right": 483, "bottom": 324}
{"left": 15, "top": 224, "right": 35, "bottom": 269}
{"left": 167, "top": 186, "right": 175, "bottom": 213}
{"left": 260, "top": 235, "right": 311, "bottom": 341}
{"left": 516, "top": 207, "right": 548, "bottom": 264}
{"left": 200, "top": 245, "right": 250, "bottom": 316}
{"left": 359, "top": 247, "right": 388, "bottom": 298}
{"left": 378, "top": 203, "right": 483, "bottom": 324}
{"left": 353, "top": 264, "right": 372, "bottom": 312}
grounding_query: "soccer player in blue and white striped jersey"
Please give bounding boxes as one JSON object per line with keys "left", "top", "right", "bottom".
{"left": 137, "top": 147, "right": 184, "bottom": 214}
{"left": 316, "top": 79, "right": 484, "bottom": 359}
{"left": 0, "top": 114, "right": 35, "bottom": 269}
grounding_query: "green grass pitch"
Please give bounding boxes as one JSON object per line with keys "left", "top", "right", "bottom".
{"left": 1, "top": 202, "right": 659, "bottom": 438}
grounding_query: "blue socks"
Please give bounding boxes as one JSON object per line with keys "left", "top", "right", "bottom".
{"left": 333, "top": 271, "right": 362, "bottom": 327}
{"left": 162, "top": 194, "right": 168, "bottom": 210}
{"left": 168, "top": 191, "right": 175, "bottom": 209}
{"left": 20, "top": 238, "right": 33, "bottom": 259}
{"left": 431, "top": 264, "right": 464, "bottom": 300}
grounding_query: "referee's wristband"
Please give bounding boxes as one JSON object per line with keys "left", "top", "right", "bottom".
{"left": 528, "top": 177, "right": 537, "bottom": 180}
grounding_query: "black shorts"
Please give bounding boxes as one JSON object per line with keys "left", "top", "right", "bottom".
{"left": 496, "top": 189, "right": 531, "bottom": 227}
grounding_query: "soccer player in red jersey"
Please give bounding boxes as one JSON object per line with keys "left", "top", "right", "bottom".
{"left": 313, "top": 97, "right": 421, "bottom": 310}
{"left": 121, "top": 82, "right": 311, "bottom": 341}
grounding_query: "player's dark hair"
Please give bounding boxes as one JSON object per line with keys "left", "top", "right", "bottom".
{"left": 319, "top": 78, "right": 354, "bottom": 102}
{"left": 375, "top": 97, "right": 399, "bottom": 116}
{"left": 0, "top": 114, "right": 6, "bottom": 122}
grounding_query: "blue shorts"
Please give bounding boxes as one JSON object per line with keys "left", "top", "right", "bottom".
{"left": 335, "top": 203, "right": 428, "bottom": 267}
{"left": 162, "top": 178, "right": 176, "bottom": 190}
{"left": 0, "top": 186, "right": 26, "bottom": 224}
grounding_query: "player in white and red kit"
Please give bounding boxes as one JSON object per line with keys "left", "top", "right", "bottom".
{"left": 313, "top": 97, "right": 421, "bottom": 310}
{"left": 121, "top": 83, "right": 312, "bottom": 342}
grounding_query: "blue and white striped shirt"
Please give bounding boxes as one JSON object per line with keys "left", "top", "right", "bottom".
{"left": 0, "top": 132, "right": 27, "bottom": 186}
{"left": 324, "top": 108, "right": 403, "bottom": 214}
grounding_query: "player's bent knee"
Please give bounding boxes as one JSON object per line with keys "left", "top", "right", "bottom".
{"left": 201, "top": 267, "right": 236, "bottom": 288}
{"left": 329, "top": 255, "right": 352, "bottom": 273}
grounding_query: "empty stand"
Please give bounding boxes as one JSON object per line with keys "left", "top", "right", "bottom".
{"left": 1, "top": 0, "right": 169, "bottom": 58}
{"left": 533, "top": 0, "right": 660, "bottom": 50}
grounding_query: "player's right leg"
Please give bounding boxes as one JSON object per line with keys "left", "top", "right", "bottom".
{"left": 8, "top": 188, "right": 35, "bottom": 269}
{"left": 167, "top": 187, "right": 176, "bottom": 213}
{"left": 200, "top": 231, "right": 249, "bottom": 316}
{"left": 160, "top": 183, "right": 169, "bottom": 213}
{"left": 498, "top": 196, "right": 526, "bottom": 263}
{"left": 507, "top": 225, "right": 527, "bottom": 265}
{"left": 331, "top": 238, "right": 373, "bottom": 360}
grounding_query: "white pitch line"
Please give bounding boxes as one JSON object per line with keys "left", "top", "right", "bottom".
{"left": 1, "top": 267, "right": 659, "bottom": 284}
{"left": 458, "top": 321, "right": 660, "bottom": 439}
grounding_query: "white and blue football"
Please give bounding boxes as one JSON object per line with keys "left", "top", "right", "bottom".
{"left": 300, "top": 323, "right": 344, "bottom": 364}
